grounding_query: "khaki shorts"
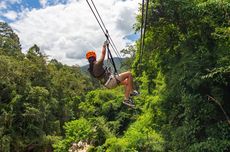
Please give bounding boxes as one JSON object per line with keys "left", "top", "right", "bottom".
{"left": 104, "top": 74, "right": 121, "bottom": 89}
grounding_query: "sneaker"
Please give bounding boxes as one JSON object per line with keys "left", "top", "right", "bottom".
{"left": 129, "top": 97, "right": 135, "bottom": 104}
{"left": 130, "top": 90, "right": 140, "bottom": 97}
{"left": 123, "top": 99, "right": 135, "bottom": 107}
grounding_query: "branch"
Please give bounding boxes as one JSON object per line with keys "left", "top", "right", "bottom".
{"left": 207, "top": 95, "right": 230, "bottom": 126}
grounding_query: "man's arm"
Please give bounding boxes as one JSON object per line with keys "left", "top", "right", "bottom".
{"left": 98, "top": 42, "right": 107, "bottom": 62}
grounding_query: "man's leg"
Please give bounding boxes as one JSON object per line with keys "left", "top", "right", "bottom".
{"left": 118, "top": 71, "right": 133, "bottom": 100}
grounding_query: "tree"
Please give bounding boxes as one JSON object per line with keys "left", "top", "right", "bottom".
{"left": 132, "top": 0, "right": 230, "bottom": 151}
{"left": 0, "top": 22, "right": 22, "bottom": 57}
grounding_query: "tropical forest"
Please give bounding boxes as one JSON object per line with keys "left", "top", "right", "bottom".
{"left": 0, "top": 0, "right": 230, "bottom": 152}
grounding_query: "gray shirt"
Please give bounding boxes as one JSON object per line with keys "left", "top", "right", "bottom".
{"left": 92, "top": 60, "right": 110, "bottom": 83}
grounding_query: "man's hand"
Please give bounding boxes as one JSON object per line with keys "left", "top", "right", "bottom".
{"left": 103, "top": 40, "right": 109, "bottom": 48}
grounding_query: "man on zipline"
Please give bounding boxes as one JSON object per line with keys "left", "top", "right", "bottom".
{"left": 86, "top": 41, "right": 139, "bottom": 107}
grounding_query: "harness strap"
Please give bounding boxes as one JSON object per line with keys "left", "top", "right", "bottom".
{"left": 104, "top": 74, "right": 121, "bottom": 89}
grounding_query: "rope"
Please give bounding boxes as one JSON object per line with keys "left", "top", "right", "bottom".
{"left": 86, "top": 0, "right": 122, "bottom": 60}
{"left": 89, "top": 0, "right": 107, "bottom": 32}
{"left": 207, "top": 95, "right": 230, "bottom": 126}
{"left": 86, "top": 0, "right": 122, "bottom": 72}
{"left": 107, "top": 32, "right": 122, "bottom": 62}
{"left": 105, "top": 33, "right": 118, "bottom": 74}
{"left": 86, "top": 0, "right": 106, "bottom": 34}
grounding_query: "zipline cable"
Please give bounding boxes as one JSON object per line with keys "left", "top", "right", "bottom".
{"left": 90, "top": 0, "right": 106, "bottom": 34}
{"left": 86, "top": 0, "right": 121, "bottom": 73}
{"left": 90, "top": 0, "right": 123, "bottom": 60}
{"left": 105, "top": 32, "right": 118, "bottom": 74}
{"left": 107, "top": 32, "right": 123, "bottom": 61}
{"left": 86, "top": 0, "right": 122, "bottom": 61}
{"left": 86, "top": 0, "right": 106, "bottom": 34}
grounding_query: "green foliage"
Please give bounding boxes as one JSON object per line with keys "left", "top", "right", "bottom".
{"left": 54, "top": 87, "right": 143, "bottom": 151}
{"left": 0, "top": 22, "right": 22, "bottom": 57}
{"left": 65, "top": 118, "right": 93, "bottom": 140}
{"left": 189, "top": 121, "right": 230, "bottom": 152}
{"left": 102, "top": 111, "right": 164, "bottom": 152}
{"left": 0, "top": 22, "right": 92, "bottom": 151}
{"left": 1, "top": 0, "right": 230, "bottom": 151}
{"left": 120, "top": 45, "right": 137, "bottom": 70}
{"left": 53, "top": 118, "right": 93, "bottom": 152}
{"left": 132, "top": 0, "right": 230, "bottom": 151}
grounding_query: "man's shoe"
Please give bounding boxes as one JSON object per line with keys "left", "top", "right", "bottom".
{"left": 123, "top": 99, "right": 135, "bottom": 107}
{"left": 130, "top": 90, "right": 140, "bottom": 97}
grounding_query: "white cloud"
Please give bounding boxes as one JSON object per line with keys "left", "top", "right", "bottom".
{"left": 39, "top": 0, "right": 48, "bottom": 8}
{"left": 0, "top": 2, "right": 7, "bottom": 9}
{"left": 3, "top": 10, "right": 18, "bottom": 20}
{"left": 11, "top": 0, "right": 141, "bottom": 66}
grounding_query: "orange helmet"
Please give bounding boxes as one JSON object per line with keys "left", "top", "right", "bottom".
{"left": 86, "top": 50, "right": 96, "bottom": 59}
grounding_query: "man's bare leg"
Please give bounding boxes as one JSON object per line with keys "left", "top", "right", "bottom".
{"left": 118, "top": 71, "right": 133, "bottom": 100}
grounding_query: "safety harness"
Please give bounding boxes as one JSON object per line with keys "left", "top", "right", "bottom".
{"left": 88, "top": 64, "right": 120, "bottom": 86}
{"left": 88, "top": 65, "right": 106, "bottom": 79}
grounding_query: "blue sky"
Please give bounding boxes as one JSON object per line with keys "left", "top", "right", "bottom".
{"left": 1, "top": 0, "right": 69, "bottom": 22}
{"left": 0, "top": 0, "right": 141, "bottom": 66}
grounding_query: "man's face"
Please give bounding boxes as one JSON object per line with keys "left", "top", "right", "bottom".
{"left": 88, "top": 57, "right": 96, "bottom": 62}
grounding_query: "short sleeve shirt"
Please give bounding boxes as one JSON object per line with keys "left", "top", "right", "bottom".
{"left": 92, "top": 60, "right": 110, "bottom": 81}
